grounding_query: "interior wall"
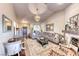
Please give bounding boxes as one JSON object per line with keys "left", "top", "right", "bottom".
{"left": 45, "top": 11, "right": 65, "bottom": 34}
{"left": 65, "top": 3, "right": 79, "bottom": 24}
{"left": 41, "top": 23, "right": 46, "bottom": 32}
{"left": 44, "top": 3, "right": 79, "bottom": 35}
{"left": 0, "top": 4, "right": 17, "bottom": 43}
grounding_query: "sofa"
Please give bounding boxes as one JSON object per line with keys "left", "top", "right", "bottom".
{"left": 42, "top": 32, "right": 60, "bottom": 44}
{"left": 32, "top": 31, "right": 64, "bottom": 44}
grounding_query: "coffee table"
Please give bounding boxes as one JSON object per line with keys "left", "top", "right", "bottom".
{"left": 37, "top": 37, "right": 48, "bottom": 46}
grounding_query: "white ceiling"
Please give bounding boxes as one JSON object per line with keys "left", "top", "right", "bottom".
{"left": 13, "top": 3, "right": 71, "bottom": 23}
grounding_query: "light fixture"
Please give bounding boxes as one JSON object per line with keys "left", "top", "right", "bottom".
{"left": 34, "top": 8, "right": 41, "bottom": 22}
{"left": 6, "top": 22, "right": 11, "bottom": 26}
{"left": 35, "top": 15, "right": 40, "bottom": 22}
{"left": 21, "top": 19, "right": 28, "bottom": 24}
{"left": 28, "top": 4, "right": 47, "bottom": 22}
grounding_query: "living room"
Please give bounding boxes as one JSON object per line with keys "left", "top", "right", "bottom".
{"left": 0, "top": 3, "right": 79, "bottom": 56}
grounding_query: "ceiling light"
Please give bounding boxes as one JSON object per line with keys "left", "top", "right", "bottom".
{"left": 28, "top": 4, "right": 47, "bottom": 22}
{"left": 21, "top": 20, "right": 28, "bottom": 24}
{"left": 35, "top": 15, "right": 40, "bottom": 22}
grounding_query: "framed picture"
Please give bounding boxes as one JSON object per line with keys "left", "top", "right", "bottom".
{"left": 2, "top": 14, "right": 12, "bottom": 32}
{"left": 46, "top": 24, "right": 54, "bottom": 31}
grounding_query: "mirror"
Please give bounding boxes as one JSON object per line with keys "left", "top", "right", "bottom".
{"left": 65, "top": 14, "right": 79, "bottom": 31}
{"left": 2, "top": 14, "right": 12, "bottom": 32}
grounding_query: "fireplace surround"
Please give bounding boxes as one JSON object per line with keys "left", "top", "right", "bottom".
{"left": 71, "top": 37, "right": 79, "bottom": 47}
{"left": 64, "top": 31, "right": 79, "bottom": 53}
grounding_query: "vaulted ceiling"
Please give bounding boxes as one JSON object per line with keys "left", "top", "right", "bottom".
{"left": 13, "top": 3, "right": 71, "bottom": 23}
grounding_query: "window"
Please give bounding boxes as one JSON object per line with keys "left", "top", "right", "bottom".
{"left": 33, "top": 25, "right": 41, "bottom": 32}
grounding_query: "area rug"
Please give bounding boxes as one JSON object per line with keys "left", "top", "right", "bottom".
{"left": 25, "top": 39, "right": 76, "bottom": 56}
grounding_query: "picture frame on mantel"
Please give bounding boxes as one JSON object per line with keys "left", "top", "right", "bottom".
{"left": 46, "top": 23, "right": 54, "bottom": 31}
{"left": 2, "top": 14, "right": 12, "bottom": 32}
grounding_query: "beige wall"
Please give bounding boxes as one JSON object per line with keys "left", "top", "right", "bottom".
{"left": 45, "top": 11, "right": 65, "bottom": 34}
{"left": 44, "top": 3, "right": 79, "bottom": 35}
{"left": 65, "top": 3, "right": 79, "bottom": 24}
{"left": 41, "top": 23, "right": 46, "bottom": 32}
{"left": 0, "top": 4, "right": 17, "bottom": 43}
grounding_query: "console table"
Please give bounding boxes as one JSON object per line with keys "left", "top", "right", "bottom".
{"left": 5, "top": 37, "right": 26, "bottom": 56}
{"left": 5, "top": 41, "right": 21, "bottom": 56}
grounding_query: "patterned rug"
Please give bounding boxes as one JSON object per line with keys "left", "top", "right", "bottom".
{"left": 25, "top": 39, "right": 76, "bottom": 56}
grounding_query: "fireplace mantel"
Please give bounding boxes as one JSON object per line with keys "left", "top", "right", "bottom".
{"left": 63, "top": 30, "right": 79, "bottom": 44}
{"left": 63, "top": 30, "right": 79, "bottom": 53}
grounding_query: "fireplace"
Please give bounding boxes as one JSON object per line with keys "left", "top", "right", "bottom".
{"left": 64, "top": 32, "right": 79, "bottom": 53}
{"left": 71, "top": 37, "right": 79, "bottom": 47}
